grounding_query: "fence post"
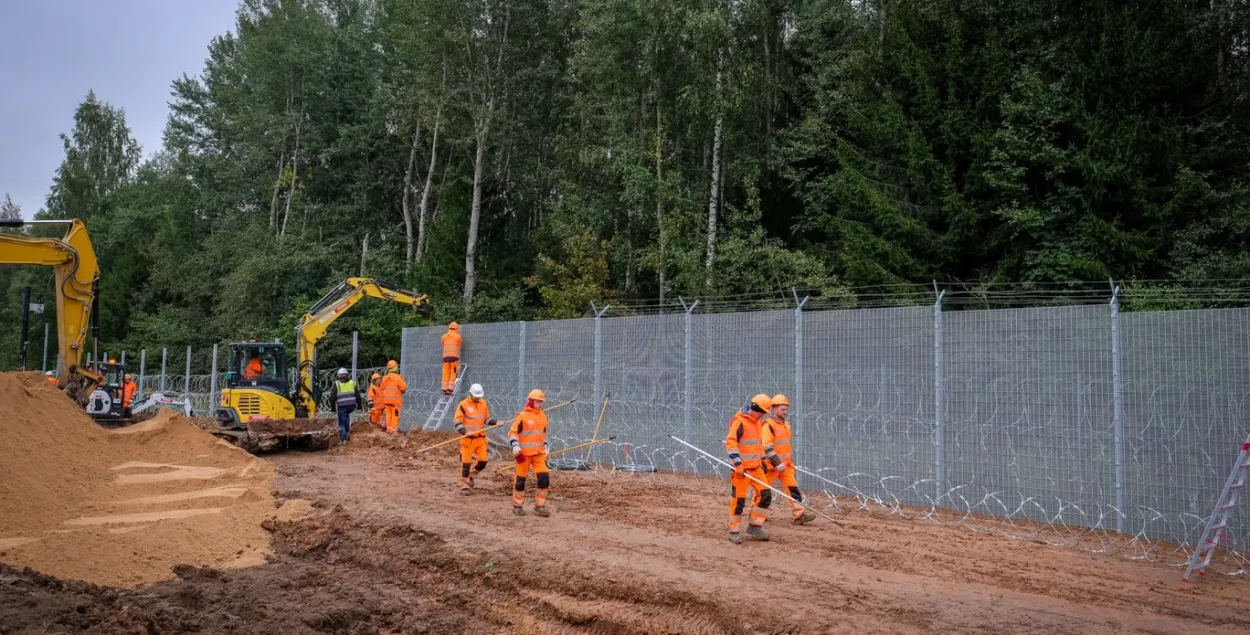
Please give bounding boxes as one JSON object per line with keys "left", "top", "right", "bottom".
{"left": 591, "top": 303, "right": 610, "bottom": 410}
{"left": 518, "top": 321, "right": 526, "bottom": 404}
{"left": 42, "top": 322, "right": 50, "bottom": 372}
{"left": 792, "top": 290, "right": 809, "bottom": 468}
{"left": 934, "top": 283, "right": 946, "bottom": 504}
{"left": 351, "top": 330, "right": 359, "bottom": 380}
{"left": 138, "top": 350, "right": 146, "bottom": 401}
{"left": 210, "top": 344, "right": 219, "bottom": 417}
{"left": 120, "top": 350, "right": 126, "bottom": 366}
{"left": 680, "top": 299, "right": 699, "bottom": 442}
{"left": 1110, "top": 280, "right": 1126, "bottom": 534}
{"left": 184, "top": 346, "right": 193, "bottom": 416}
{"left": 160, "top": 348, "right": 168, "bottom": 392}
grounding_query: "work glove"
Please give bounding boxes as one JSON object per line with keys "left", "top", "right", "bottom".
{"left": 367, "top": 400, "right": 374, "bottom": 409}
{"left": 768, "top": 454, "right": 782, "bottom": 468}
{"left": 511, "top": 443, "right": 522, "bottom": 458}
{"left": 455, "top": 424, "right": 467, "bottom": 436}
{"left": 486, "top": 418, "right": 499, "bottom": 426}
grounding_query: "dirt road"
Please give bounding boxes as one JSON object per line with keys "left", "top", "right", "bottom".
{"left": 3, "top": 429, "right": 1247, "bottom": 634}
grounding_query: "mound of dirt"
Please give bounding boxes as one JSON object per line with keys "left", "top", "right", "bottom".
{"left": 0, "top": 372, "right": 277, "bottom": 588}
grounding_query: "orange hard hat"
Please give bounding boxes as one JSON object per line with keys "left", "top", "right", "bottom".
{"left": 449, "top": 321, "right": 459, "bottom": 330}
{"left": 386, "top": 360, "right": 398, "bottom": 370}
{"left": 527, "top": 388, "right": 546, "bottom": 402}
{"left": 749, "top": 394, "right": 773, "bottom": 412}
{"left": 771, "top": 394, "right": 790, "bottom": 407}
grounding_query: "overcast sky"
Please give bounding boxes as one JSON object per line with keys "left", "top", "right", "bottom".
{"left": 0, "top": 1, "right": 239, "bottom": 218}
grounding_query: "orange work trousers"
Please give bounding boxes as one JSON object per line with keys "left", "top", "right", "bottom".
{"left": 381, "top": 403, "right": 402, "bottom": 434}
{"left": 369, "top": 405, "right": 383, "bottom": 426}
{"left": 513, "top": 453, "right": 549, "bottom": 509}
{"left": 460, "top": 436, "right": 489, "bottom": 489}
{"left": 729, "top": 465, "right": 771, "bottom": 534}
{"left": 765, "top": 462, "right": 807, "bottom": 520}
{"left": 442, "top": 359, "right": 460, "bottom": 391}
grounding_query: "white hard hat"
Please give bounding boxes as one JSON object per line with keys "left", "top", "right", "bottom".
{"left": 45, "top": 371, "right": 55, "bottom": 376}
{"left": 469, "top": 383, "right": 484, "bottom": 398}
{"left": 336, "top": 367, "right": 349, "bottom": 376}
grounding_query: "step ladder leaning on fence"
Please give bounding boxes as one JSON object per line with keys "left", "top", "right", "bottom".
{"left": 421, "top": 364, "right": 467, "bottom": 432}
{"left": 1183, "top": 433, "right": 1250, "bottom": 582}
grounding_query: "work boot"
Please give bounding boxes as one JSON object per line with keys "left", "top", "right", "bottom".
{"left": 746, "top": 525, "right": 770, "bottom": 541}
{"left": 461, "top": 488, "right": 472, "bottom": 496}
{"left": 512, "top": 506, "right": 526, "bottom": 516}
{"left": 793, "top": 511, "right": 816, "bottom": 525}
{"left": 728, "top": 532, "right": 742, "bottom": 544}
{"left": 534, "top": 506, "right": 550, "bottom": 518}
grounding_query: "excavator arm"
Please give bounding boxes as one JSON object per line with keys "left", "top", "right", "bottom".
{"left": 0, "top": 219, "right": 103, "bottom": 392}
{"left": 293, "top": 277, "right": 433, "bottom": 416}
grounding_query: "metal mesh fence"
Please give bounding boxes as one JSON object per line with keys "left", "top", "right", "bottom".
{"left": 404, "top": 299, "right": 1250, "bottom": 572}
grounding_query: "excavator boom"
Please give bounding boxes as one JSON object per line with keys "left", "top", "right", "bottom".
{"left": 293, "top": 277, "right": 433, "bottom": 416}
{"left": 0, "top": 219, "right": 102, "bottom": 390}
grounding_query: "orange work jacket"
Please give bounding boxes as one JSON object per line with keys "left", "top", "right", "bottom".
{"left": 725, "top": 410, "right": 765, "bottom": 469}
{"left": 508, "top": 405, "right": 548, "bottom": 456}
{"left": 379, "top": 372, "right": 407, "bottom": 406}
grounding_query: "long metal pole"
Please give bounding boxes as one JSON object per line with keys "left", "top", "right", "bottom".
{"left": 591, "top": 303, "right": 609, "bottom": 409}
{"left": 518, "top": 321, "right": 527, "bottom": 404}
{"left": 160, "top": 348, "right": 168, "bottom": 392}
{"left": 934, "top": 284, "right": 946, "bottom": 503}
{"left": 138, "top": 350, "right": 147, "bottom": 401}
{"left": 1110, "top": 280, "right": 1126, "bottom": 533}
{"left": 184, "top": 345, "right": 192, "bottom": 416}
{"left": 120, "top": 350, "right": 126, "bottom": 366}
{"left": 209, "top": 344, "right": 219, "bottom": 417}
{"left": 793, "top": 290, "right": 809, "bottom": 469}
{"left": 669, "top": 435, "right": 845, "bottom": 527}
{"left": 681, "top": 299, "right": 698, "bottom": 443}
{"left": 351, "top": 330, "right": 359, "bottom": 381}
{"left": 19, "top": 286, "right": 30, "bottom": 369}
{"left": 42, "top": 322, "right": 50, "bottom": 372}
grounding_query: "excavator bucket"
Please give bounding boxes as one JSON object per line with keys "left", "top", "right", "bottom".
{"left": 211, "top": 418, "right": 337, "bottom": 453}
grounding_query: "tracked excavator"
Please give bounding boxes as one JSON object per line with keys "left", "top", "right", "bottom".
{"left": 0, "top": 218, "right": 105, "bottom": 400}
{"left": 213, "top": 278, "right": 433, "bottom": 451}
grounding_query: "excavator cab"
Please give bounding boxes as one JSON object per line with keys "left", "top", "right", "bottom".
{"left": 218, "top": 342, "right": 296, "bottom": 429}
{"left": 85, "top": 361, "right": 128, "bottom": 424}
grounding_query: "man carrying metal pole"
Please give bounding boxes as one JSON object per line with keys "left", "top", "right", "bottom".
{"left": 762, "top": 394, "right": 816, "bottom": 525}
{"left": 725, "top": 394, "right": 775, "bottom": 543}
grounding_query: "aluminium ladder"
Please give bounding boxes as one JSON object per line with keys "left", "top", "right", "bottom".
{"left": 421, "top": 363, "right": 467, "bottom": 432}
{"left": 1182, "top": 432, "right": 1250, "bottom": 582}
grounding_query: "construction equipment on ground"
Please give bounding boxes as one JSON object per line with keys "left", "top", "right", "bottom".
{"left": 0, "top": 218, "right": 104, "bottom": 402}
{"left": 214, "top": 278, "right": 433, "bottom": 452}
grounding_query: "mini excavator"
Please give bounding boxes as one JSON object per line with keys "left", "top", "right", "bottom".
{"left": 213, "top": 277, "right": 433, "bottom": 451}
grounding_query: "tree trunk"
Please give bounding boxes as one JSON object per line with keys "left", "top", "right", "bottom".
{"left": 464, "top": 129, "right": 487, "bottom": 307}
{"left": 402, "top": 121, "right": 422, "bottom": 262}
{"left": 415, "top": 107, "right": 441, "bottom": 263}
{"left": 704, "top": 61, "right": 724, "bottom": 290}
{"left": 281, "top": 120, "right": 302, "bottom": 238}
{"left": 269, "top": 150, "right": 285, "bottom": 231}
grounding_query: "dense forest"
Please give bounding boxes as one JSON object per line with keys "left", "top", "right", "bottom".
{"left": 4, "top": 0, "right": 1250, "bottom": 369}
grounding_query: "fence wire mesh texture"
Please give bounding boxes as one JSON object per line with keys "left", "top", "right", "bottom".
{"left": 400, "top": 294, "right": 1250, "bottom": 573}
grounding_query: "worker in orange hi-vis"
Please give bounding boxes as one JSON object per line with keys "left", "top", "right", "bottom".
{"left": 379, "top": 360, "right": 408, "bottom": 434}
{"left": 45, "top": 371, "right": 59, "bottom": 387}
{"left": 122, "top": 373, "right": 138, "bottom": 410}
{"left": 508, "top": 389, "right": 551, "bottom": 517}
{"left": 366, "top": 373, "right": 384, "bottom": 427}
{"left": 440, "top": 322, "right": 462, "bottom": 395}
{"left": 726, "top": 393, "right": 774, "bottom": 543}
{"left": 762, "top": 394, "right": 816, "bottom": 526}
{"left": 242, "top": 354, "right": 264, "bottom": 381}
{"left": 454, "top": 383, "right": 500, "bottom": 495}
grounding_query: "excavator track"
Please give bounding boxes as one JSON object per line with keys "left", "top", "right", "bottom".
{"left": 212, "top": 418, "right": 337, "bottom": 453}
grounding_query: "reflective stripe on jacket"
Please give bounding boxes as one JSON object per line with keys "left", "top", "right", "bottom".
{"left": 725, "top": 410, "right": 764, "bottom": 468}
{"left": 441, "top": 331, "right": 462, "bottom": 361}
{"left": 379, "top": 373, "right": 407, "bottom": 406}
{"left": 508, "top": 406, "right": 548, "bottom": 456}
{"left": 455, "top": 397, "right": 490, "bottom": 433}
{"left": 762, "top": 417, "right": 793, "bottom": 462}
{"left": 335, "top": 380, "right": 358, "bottom": 409}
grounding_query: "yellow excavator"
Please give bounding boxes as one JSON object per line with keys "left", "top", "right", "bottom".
{"left": 0, "top": 218, "right": 104, "bottom": 399}
{"left": 213, "top": 277, "right": 433, "bottom": 451}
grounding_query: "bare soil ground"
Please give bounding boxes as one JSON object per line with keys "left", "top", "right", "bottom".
{"left": 3, "top": 427, "right": 1247, "bottom": 634}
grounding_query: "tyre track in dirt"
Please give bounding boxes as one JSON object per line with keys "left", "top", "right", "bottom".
{"left": 274, "top": 435, "right": 1249, "bottom": 635}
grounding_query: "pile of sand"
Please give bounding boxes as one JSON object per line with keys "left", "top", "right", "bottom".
{"left": 0, "top": 372, "right": 280, "bottom": 587}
